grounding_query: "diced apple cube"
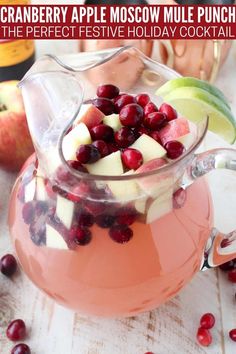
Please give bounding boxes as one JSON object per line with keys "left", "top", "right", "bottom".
{"left": 85, "top": 151, "right": 123, "bottom": 176}
{"left": 74, "top": 103, "right": 104, "bottom": 129}
{"left": 108, "top": 169, "right": 140, "bottom": 202}
{"left": 46, "top": 224, "right": 68, "bottom": 250}
{"left": 36, "top": 177, "right": 48, "bottom": 201}
{"left": 56, "top": 194, "right": 75, "bottom": 229}
{"left": 134, "top": 197, "right": 147, "bottom": 214}
{"left": 146, "top": 190, "right": 173, "bottom": 224}
{"left": 159, "top": 117, "right": 190, "bottom": 145}
{"left": 62, "top": 123, "right": 92, "bottom": 160}
{"left": 24, "top": 178, "right": 36, "bottom": 202}
{"left": 103, "top": 114, "right": 122, "bottom": 131}
{"left": 130, "top": 134, "right": 166, "bottom": 163}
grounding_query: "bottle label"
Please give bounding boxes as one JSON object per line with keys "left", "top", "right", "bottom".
{"left": 0, "top": 40, "right": 35, "bottom": 67}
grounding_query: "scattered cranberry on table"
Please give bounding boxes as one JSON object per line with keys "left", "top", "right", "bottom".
{"left": 11, "top": 343, "right": 31, "bottom": 354}
{"left": 229, "top": 329, "right": 236, "bottom": 342}
{"left": 200, "top": 313, "right": 215, "bottom": 329}
{"left": 6, "top": 319, "right": 26, "bottom": 341}
{"left": 196, "top": 327, "right": 212, "bottom": 347}
{"left": 0, "top": 254, "right": 17, "bottom": 277}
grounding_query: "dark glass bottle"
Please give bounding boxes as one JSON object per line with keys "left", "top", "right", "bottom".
{"left": 0, "top": 1, "right": 35, "bottom": 82}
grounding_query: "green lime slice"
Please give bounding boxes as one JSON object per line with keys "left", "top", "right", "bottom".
{"left": 156, "top": 77, "right": 231, "bottom": 110}
{"left": 162, "top": 86, "right": 236, "bottom": 144}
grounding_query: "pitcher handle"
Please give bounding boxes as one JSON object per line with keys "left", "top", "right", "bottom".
{"left": 186, "top": 148, "right": 236, "bottom": 270}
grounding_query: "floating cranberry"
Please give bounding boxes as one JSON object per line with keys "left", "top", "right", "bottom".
{"left": 114, "top": 127, "right": 136, "bottom": 148}
{"left": 74, "top": 227, "right": 92, "bottom": 246}
{"left": 229, "top": 329, "right": 236, "bottom": 342}
{"left": 95, "top": 214, "right": 115, "bottom": 228}
{"left": 22, "top": 202, "right": 35, "bottom": 224}
{"left": 76, "top": 144, "right": 101, "bottom": 164}
{"left": 92, "top": 140, "right": 109, "bottom": 157}
{"left": 7, "top": 319, "right": 26, "bottom": 341}
{"left": 114, "top": 94, "right": 135, "bottom": 113}
{"left": 97, "top": 84, "right": 119, "bottom": 99}
{"left": 136, "top": 93, "right": 150, "bottom": 107}
{"left": 144, "top": 112, "right": 167, "bottom": 131}
{"left": 143, "top": 102, "right": 158, "bottom": 117}
{"left": 90, "top": 124, "right": 114, "bottom": 142}
{"left": 29, "top": 222, "right": 46, "bottom": 246}
{"left": 116, "top": 207, "right": 137, "bottom": 226}
{"left": 219, "top": 259, "right": 235, "bottom": 272}
{"left": 77, "top": 212, "right": 94, "bottom": 227}
{"left": 200, "top": 313, "right": 215, "bottom": 329}
{"left": 121, "top": 148, "right": 143, "bottom": 170}
{"left": 0, "top": 254, "right": 17, "bottom": 277}
{"left": 56, "top": 165, "right": 77, "bottom": 186}
{"left": 67, "top": 160, "right": 88, "bottom": 173}
{"left": 119, "top": 104, "right": 143, "bottom": 127}
{"left": 107, "top": 142, "right": 119, "bottom": 153}
{"left": 85, "top": 200, "right": 106, "bottom": 216}
{"left": 165, "top": 140, "right": 185, "bottom": 159}
{"left": 159, "top": 103, "right": 177, "bottom": 121}
{"left": 92, "top": 98, "right": 115, "bottom": 115}
{"left": 109, "top": 225, "right": 133, "bottom": 243}
{"left": 228, "top": 269, "right": 236, "bottom": 283}
{"left": 196, "top": 327, "right": 212, "bottom": 347}
{"left": 173, "top": 188, "right": 186, "bottom": 209}
{"left": 150, "top": 131, "right": 162, "bottom": 144}
{"left": 11, "top": 343, "right": 31, "bottom": 354}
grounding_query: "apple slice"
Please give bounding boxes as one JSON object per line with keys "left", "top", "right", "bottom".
{"left": 103, "top": 114, "right": 122, "bottom": 131}
{"left": 159, "top": 117, "right": 190, "bottom": 146}
{"left": 134, "top": 197, "right": 147, "bottom": 214}
{"left": 136, "top": 158, "right": 172, "bottom": 198}
{"left": 24, "top": 178, "right": 36, "bottom": 202}
{"left": 46, "top": 224, "right": 68, "bottom": 250}
{"left": 73, "top": 103, "right": 104, "bottom": 129}
{"left": 108, "top": 169, "right": 140, "bottom": 202}
{"left": 85, "top": 151, "right": 123, "bottom": 176}
{"left": 36, "top": 177, "right": 48, "bottom": 201}
{"left": 62, "top": 122, "right": 92, "bottom": 160}
{"left": 56, "top": 194, "right": 75, "bottom": 229}
{"left": 146, "top": 190, "right": 173, "bottom": 224}
{"left": 130, "top": 134, "right": 166, "bottom": 163}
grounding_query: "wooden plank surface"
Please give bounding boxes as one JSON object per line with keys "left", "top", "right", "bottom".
{"left": 1, "top": 32, "right": 236, "bottom": 354}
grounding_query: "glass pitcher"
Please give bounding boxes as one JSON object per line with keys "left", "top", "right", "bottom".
{"left": 8, "top": 47, "right": 236, "bottom": 317}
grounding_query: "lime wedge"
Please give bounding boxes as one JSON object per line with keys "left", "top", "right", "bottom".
{"left": 156, "top": 77, "right": 231, "bottom": 110}
{"left": 162, "top": 86, "right": 236, "bottom": 144}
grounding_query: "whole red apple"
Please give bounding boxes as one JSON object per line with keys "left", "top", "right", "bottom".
{"left": 0, "top": 81, "right": 34, "bottom": 171}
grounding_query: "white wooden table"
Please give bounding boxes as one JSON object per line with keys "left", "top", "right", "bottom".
{"left": 1, "top": 39, "right": 236, "bottom": 354}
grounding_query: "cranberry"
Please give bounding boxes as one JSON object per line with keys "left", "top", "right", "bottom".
{"left": 29, "top": 222, "right": 46, "bottom": 246}
{"left": 77, "top": 212, "right": 94, "bottom": 227}
{"left": 0, "top": 254, "right": 17, "bottom": 277}
{"left": 11, "top": 343, "right": 31, "bottom": 354}
{"left": 144, "top": 112, "right": 167, "bottom": 131}
{"left": 68, "top": 182, "right": 90, "bottom": 203}
{"left": 133, "top": 126, "right": 150, "bottom": 138}
{"left": 149, "top": 131, "right": 162, "bottom": 144}
{"left": 107, "top": 142, "right": 119, "bottom": 153}
{"left": 173, "top": 188, "right": 186, "bottom": 209}
{"left": 219, "top": 259, "right": 235, "bottom": 271}
{"left": 90, "top": 124, "right": 114, "bottom": 142}
{"left": 73, "top": 227, "right": 92, "bottom": 246}
{"left": 228, "top": 269, "right": 236, "bottom": 283}
{"left": 67, "top": 160, "right": 88, "bottom": 173}
{"left": 165, "top": 140, "right": 185, "bottom": 159}
{"left": 229, "top": 328, "right": 236, "bottom": 342}
{"left": 97, "top": 84, "right": 119, "bottom": 99}
{"left": 144, "top": 352, "right": 154, "bottom": 354}
{"left": 92, "top": 98, "right": 115, "bottom": 115}
{"left": 76, "top": 144, "right": 101, "bottom": 164}
{"left": 114, "top": 94, "right": 135, "bottom": 113}
{"left": 220, "top": 238, "right": 232, "bottom": 248}
{"left": 121, "top": 148, "right": 143, "bottom": 170}
{"left": 136, "top": 93, "right": 150, "bottom": 107}
{"left": 143, "top": 102, "right": 158, "bottom": 117}
{"left": 114, "top": 127, "right": 136, "bottom": 148}
{"left": 95, "top": 214, "right": 115, "bottom": 228}
{"left": 116, "top": 207, "right": 137, "bottom": 225}
{"left": 109, "top": 225, "right": 133, "bottom": 243}
{"left": 159, "top": 103, "right": 177, "bottom": 121}
{"left": 200, "top": 313, "right": 215, "bottom": 329}
{"left": 6, "top": 319, "right": 26, "bottom": 341}
{"left": 22, "top": 202, "right": 35, "bottom": 224}
{"left": 92, "top": 140, "right": 109, "bottom": 157}
{"left": 119, "top": 104, "right": 143, "bottom": 127}
{"left": 85, "top": 200, "right": 106, "bottom": 216}
{"left": 196, "top": 327, "right": 212, "bottom": 347}
{"left": 56, "top": 165, "right": 78, "bottom": 186}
